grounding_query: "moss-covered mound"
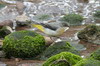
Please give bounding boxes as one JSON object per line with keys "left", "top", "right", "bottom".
{"left": 78, "top": 24, "right": 100, "bottom": 44}
{"left": 2, "top": 30, "right": 46, "bottom": 58}
{"left": 60, "top": 14, "right": 83, "bottom": 26}
{"left": 74, "top": 58, "right": 100, "bottom": 66}
{"left": 40, "top": 41, "right": 79, "bottom": 60}
{"left": 43, "top": 52, "right": 82, "bottom": 66}
{"left": 90, "top": 48, "right": 100, "bottom": 61}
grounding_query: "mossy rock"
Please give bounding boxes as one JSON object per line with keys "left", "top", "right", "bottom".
{"left": 78, "top": 24, "right": 100, "bottom": 44}
{"left": 40, "top": 41, "right": 80, "bottom": 60}
{"left": 94, "top": 11, "right": 100, "bottom": 18}
{"left": 60, "top": 14, "right": 83, "bottom": 26}
{"left": 90, "top": 48, "right": 100, "bottom": 61}
{"left": 2, "top": 30, "right": 46, "bottom": 58}
{"left": 93, "top": 11, "right": 100, "bottom": 23}
{"left": 43, "top": 52, "right": 82, "bottom": 66}
{"left": 33, "top": 14, "right": 52, "bottom": 21}
{"left": 74, "top": 58, "right": 100, "bottom": 66}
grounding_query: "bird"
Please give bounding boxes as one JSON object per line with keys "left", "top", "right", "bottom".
{"left": 32, "top": 23, "right": 69, "bottom": 37}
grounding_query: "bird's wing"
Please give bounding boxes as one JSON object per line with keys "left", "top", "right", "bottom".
{"left": 32, "top": 24, "right": 45, "bottom": 32}
{"left": 40, "top": 23, "right": 57, "bottom": 30}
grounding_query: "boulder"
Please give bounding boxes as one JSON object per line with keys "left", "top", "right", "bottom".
{"left": 43, "top": 52, "right": 82, "bottom": 66}
{"left": 0, "top": 20, "right": 13, "bottom": 28}
{"left": 40, "top": 41, "right": 79, "bottom": 60}
{"left": 78, "top": 25, "right": 100, "bottom": 44}
{"left": 0, "top": 26, "right": 13, "bottom": 38}
{"left": 74, "top": 58, "right": 100, "bottom": 66}
{"left": 15, "top": 13, "right": 31, "bottom": 26}
{"left": 2, "top": 30, "right": 46, "bottom": 58}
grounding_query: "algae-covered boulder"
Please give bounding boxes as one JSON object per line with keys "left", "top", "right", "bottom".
{"left": 2, "top": 30, "right": 46, "bottom": 58}
{"left": 78, "top": 25, "right": 100, "bottom": 44}
{"left": 60, "top": 14, "right": 83, "bottom": 26}
{"left": 43, "top": 52, "right": 82, "bottom": 66}
{"left": 40, "top": 41, "right": 79, "bottom": 60}
{"left": 90, "top": 48, "right": 100, "bottom": 61}
{"left": 74, "top": 58, "right": 100, "bottom": 66}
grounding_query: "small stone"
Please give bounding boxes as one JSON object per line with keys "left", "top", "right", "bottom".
{"left": 15, "top": 58, "right": 22, "bottom": 62}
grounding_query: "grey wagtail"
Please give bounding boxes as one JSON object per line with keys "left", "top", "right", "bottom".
{"left": 32, "top": 24, "right": 69, "bottom": 37}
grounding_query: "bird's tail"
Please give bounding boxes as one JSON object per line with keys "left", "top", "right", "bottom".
{"left": 56, "top": 27, "right": 69, "bottom": 35}
{"left": 32, "top": 24, "right": 44, "bottom": 32}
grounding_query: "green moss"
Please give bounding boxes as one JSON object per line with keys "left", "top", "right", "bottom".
{"left": 78, "top": 24, "right": 100, "bottom": 44}
{"left": 94, "top": 11, "right": 100, "bottom": 18}
{"left": 40, "top": 41, "right": 79, "bottom": 60}
{"left": 60, "top": 14, "right": 83, "bottom": 26}
{"left": 33, "top": 14, "right": 52, "bottom": 21}
{"left": 74, "top": 58, "right": 100, "bottom": 66}
{"left": 2, "top": 30, "right": 46, "bottom": 58}
{"left": 43, "top": 52, "right": 82, "bottom": 66}
{"left": 90, "top": 48, "right": 100, "bottom": 61}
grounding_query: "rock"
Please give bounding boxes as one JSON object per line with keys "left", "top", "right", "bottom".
{"left": 16, "top": 13, "right": 31, "bottom": 26}
{"left": 40, "top": 41, "right": 79, "bottom": 60}
{"left": 77, "top": 0, "right": 89, "bottom": 3}
{"left": 16, "top": 2, "right": 25, "bottom": 15}
{"left": 74, "top": 58, "right": 100, "bottom": 66}
{"left": 0, "top": 62, "right": 6, "bottom": 66}
{"left": 43, "top": 52, "right": 82, "bottom": 66}
{"left": 44, "top": 36, "right": 53, "bottom": 46}
{"left": 0, "top": 26, "right": 13, "bottom": 38}
{"left": 0, "top": 20, "right": 13, "bottom": 28}
{"left": 78, "top": 25, "right": 100, "bottom": 44}
{"left": 0, "top": 51, "right": 5, "bottom": 58}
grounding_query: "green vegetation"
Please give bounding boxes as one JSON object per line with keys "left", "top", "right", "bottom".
{"left": 60, "top": 14, "right": 84, "bottom": 26}
{"left": 2, "top": 30, "right": 46, "bottom": 58}
{"left": 94, "top": 11, "right": 100, "bottom": 18}
{"left": 78, "top": 24, "right": 100, "bottom": 44}
{"left": 74, "top": 58, "right": 100, "bottom": 66}
{"left": 43, "top": 52, "right": 82, "bottom": 66}
{"left": 33, "top": 14, "right": 52, "bottom": 21}
{"left": 40, "top": 41, "right": 79, "bottom": 60}
{"left": 90, "top": 48, "right": 100, "bottom": 61}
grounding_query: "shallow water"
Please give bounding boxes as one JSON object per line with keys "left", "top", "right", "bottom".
{"left": 0, "top": 25, "right": 100, "bottom": 66}
{"left": 0, "top": 0, "right": 100, "bottom": 66}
